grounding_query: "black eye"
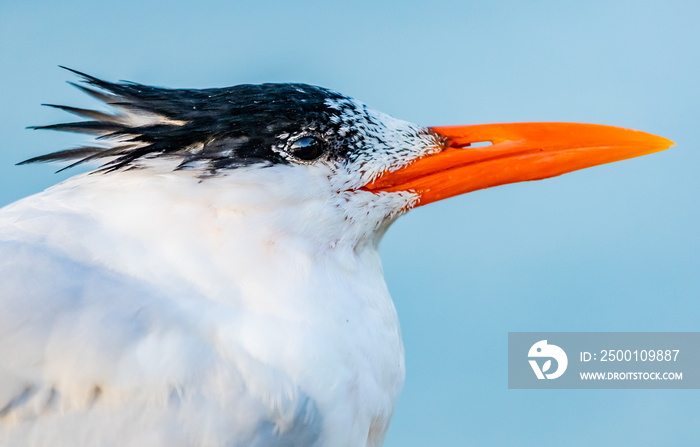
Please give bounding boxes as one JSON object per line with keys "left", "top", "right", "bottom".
{"left": 288, "top": 136, "right": 326, "bottom": 162}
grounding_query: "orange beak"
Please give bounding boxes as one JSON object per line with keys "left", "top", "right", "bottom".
{"left": 363, "top": 122, "right": 674, "bottom": 207}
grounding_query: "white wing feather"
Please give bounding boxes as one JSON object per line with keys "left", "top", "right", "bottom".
{"left": 0, "top": 189, "right": 322, "bottom": 446}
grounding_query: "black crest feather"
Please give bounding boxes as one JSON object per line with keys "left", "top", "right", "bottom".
{"left": 23, "top": 67, "right": 349, "bottom": 173}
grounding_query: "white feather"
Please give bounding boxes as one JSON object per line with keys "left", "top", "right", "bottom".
{"left": 0, "top": 149, "right": 432, "bottom": 445}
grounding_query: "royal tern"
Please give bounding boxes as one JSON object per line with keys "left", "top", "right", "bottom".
{"left": 0, "top": 69, "right": 673, "bottom": 446}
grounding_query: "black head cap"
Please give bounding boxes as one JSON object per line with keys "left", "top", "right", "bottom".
{"left": 23, "top": 68, "right": 368, "bottom": 173}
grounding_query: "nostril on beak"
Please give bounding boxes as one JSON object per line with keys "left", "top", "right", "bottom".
{"left": 465, "top": 141, "right": 493, "bottom": 148}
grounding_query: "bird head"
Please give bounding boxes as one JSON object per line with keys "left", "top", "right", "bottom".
{"left": 26, "top": 69, "right": 674, "bottom": 250}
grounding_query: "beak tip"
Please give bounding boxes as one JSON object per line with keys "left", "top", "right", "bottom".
{"left": 651, "top": 134, "right": 675, "bottom": 152}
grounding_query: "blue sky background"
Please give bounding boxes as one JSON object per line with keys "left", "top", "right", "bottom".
{"left": 1, "top": 1, "right": 698, "bottom": 445}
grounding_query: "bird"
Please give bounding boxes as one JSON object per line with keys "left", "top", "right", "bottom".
{"left": 0, "top": 68, "right": 673, "bottom": 446}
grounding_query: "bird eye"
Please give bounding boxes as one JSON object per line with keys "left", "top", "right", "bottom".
{"left": 288, "top": 136, "right": 326, "bottom": 162}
